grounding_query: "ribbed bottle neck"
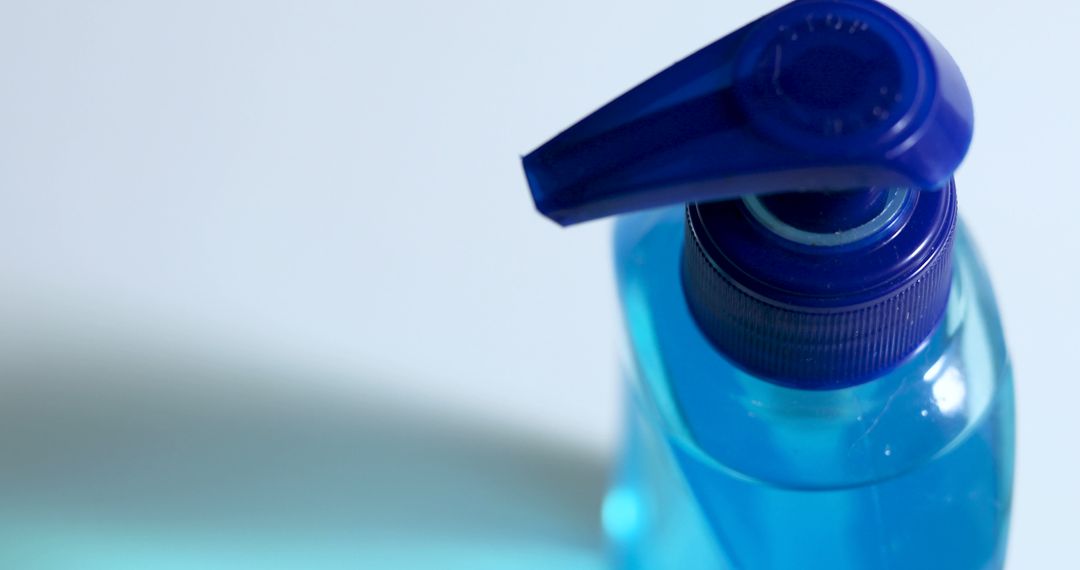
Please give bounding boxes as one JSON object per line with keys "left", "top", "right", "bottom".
{"left": 681, "top": 185, "right": 957, "bottom": 389}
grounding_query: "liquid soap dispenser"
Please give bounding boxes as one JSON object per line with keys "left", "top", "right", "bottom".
{"left": 522, "top": 1, "right": 1014, "bottom": 568}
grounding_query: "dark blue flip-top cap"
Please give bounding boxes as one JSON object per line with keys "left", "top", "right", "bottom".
{"left": 521, "top": 0, "right": 973, "bottom": 387}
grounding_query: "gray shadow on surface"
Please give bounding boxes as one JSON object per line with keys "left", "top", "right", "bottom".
{"left": 0, "top": 335, "right": 608, "bottom": 569}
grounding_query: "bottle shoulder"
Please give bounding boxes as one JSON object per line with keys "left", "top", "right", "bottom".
{"left": 614, "top": 207, "right": 1011, "bottom": 489}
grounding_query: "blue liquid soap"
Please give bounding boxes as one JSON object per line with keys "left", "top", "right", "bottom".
{"left": 607, "top": 207, "right": 1013, "bottom": 569}
{"left": 521, "top": 0, "right": 1014, "bottom": 568}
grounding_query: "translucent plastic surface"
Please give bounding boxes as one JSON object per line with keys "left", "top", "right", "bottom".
{"left": 607, "top": 207, "right": 1014, "bottom": 570}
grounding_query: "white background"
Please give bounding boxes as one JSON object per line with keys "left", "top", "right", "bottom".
{"left": 0, "top": 1, "right": 1075, "bottom": 567}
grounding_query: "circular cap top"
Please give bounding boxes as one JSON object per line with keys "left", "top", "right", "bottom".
{"left": 735, "top": 0, "right": 930, "bottom": 151}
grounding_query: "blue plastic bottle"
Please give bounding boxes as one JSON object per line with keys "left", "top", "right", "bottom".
{"left": 522, "top": 1, "right": 1014, "bottom": 569}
